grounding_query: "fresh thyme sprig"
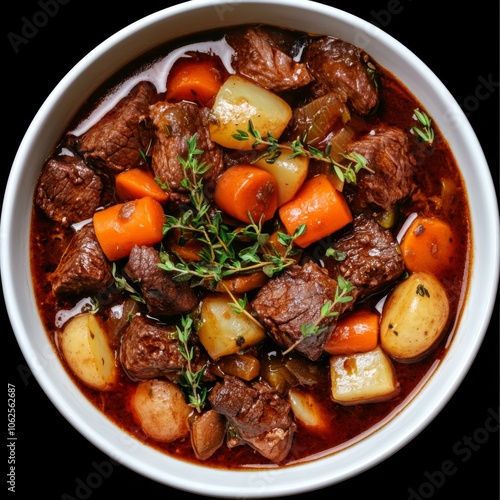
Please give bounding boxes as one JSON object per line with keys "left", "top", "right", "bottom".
{"left": 175, "top": 315, "right": 207, "bottom": 412}
{"left": 158, "top": 135, "right": 303, "bottom": 288}
{"left": 233, "top": 120, "right": 374, "bottom": 185}
{"left": 412, "top": 109, "right": 434, "bottom": 145}
{"left": 282, "top": 275, "right": 355, "bottom": 355}
{"left": 111, "top": 263, "right": 145, "bottom": 303}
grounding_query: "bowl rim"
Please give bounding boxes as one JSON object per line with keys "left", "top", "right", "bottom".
{"left": 2, "top": 0, "right": 499, "bottom": 497}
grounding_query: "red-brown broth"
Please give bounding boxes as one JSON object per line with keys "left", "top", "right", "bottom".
{"left": 29, "top": 24, "right": 470, "bottom": 469}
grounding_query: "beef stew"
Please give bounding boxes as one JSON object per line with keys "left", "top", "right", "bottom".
{"left": 29, "top": 24, "right": 471, "bottom": 469}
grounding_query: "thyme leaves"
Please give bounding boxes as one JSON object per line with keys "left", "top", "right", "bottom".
{"left": 412, "top": 109, "right": 435, "bottom": 145}
{"left": 158, "top": 135, "right": 303, "bottom": 289}
{"left": 175, "top": 315, "right": 207, "bottom": 412}
{"left": 233, "top": 120, "right": 373, "bottom": 185}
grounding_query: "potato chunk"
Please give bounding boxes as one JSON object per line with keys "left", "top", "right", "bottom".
{"left": 380, "top": 272, "right": 450, "bottom": 362}
{"left": 254, "top": 152, "right": 309, "bottom": 206}
{"left": 131, "top": 379, "right": 191, "bottom": 442}
{"left": 329, "top": 346, "right": 400, "bottom": 405}
{"left": 288, "top": 388, "right": 329, "bottom": 432}
{"left": 209, "top": 75, "right": 292, "bottom": 150}
{"left": 60, "top": 313, "right": 118, "bottom": 391}
{"left": 197, "top": 293, "right": 266, "bottom": 359}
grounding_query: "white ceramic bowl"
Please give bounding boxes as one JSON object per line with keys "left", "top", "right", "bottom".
{"left": 2, "top": 1, "right": 499, "bottom": 497}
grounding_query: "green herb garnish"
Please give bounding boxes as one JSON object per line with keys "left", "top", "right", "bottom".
{"left": 233, "top": 120, "right": 374, "bottom": 184}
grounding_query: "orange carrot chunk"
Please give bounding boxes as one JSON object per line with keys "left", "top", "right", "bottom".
{"left": 166, "top": 57, "right": 225, "bottom": 107}
{"left": 278, "top": 174, "right": 352, "bottom": 248}
{"left": 115, "top": 168, "right": 169, "bottom": 203}
{"left": 214, "top": 165, "right": 279, "bottom": 224}
{"left": 324, "top": 309, "right": 380, "bottom": 355}
{"left": 400, "top": 216, "right": 455, "bottom": 278}
{"left": 93, "top": 196, "right": 165, "bottom": 261}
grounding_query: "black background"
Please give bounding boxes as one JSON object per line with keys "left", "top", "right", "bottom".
{"left": 4, "top": 1, "right": 499, "bottom": 499}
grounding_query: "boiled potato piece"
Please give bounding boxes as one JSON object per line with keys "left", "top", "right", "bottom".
{"left": 60, "top": 313, "right": 118, "bottom": 391}
{"left": 209, "top": 75, "right": 292, "bottom": 150}
{"left": 254, "top": 151, "right": 309, "bottom": 206}
{"left": 131, "top": 379, "right": 191, "bottom": 442}
{"left": 330, "top": 346, "right": 400, "bottom": 405}
{"left": 288, "top": 387, "right": 328, "bottom": 432}
{"left": 380, "top": 272, "right": 450, "bottom": 362}
{"left": 197, "top": 293, "right": 266, "bottom": 359}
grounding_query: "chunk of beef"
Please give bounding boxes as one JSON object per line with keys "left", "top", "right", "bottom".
{"left": 77, "top": 81, "right": 157, "bottom": 173}
{"left": 149, "top": 101, "right": 224, "bottom": 205}
{"left": 343, "top": 125, "right": 416, "bottom": 213}
{"left": 35, "top": 154, "right": 102, "bottom": 227}
{"left": 226, "top": 25, "right": 312, "bottom": 92}
{"left": 50, "top": 223, "right": 112, "bottom": 297}
{"left": 252, "top": 261, "right": 344, "bottom": 361}
{"left": 321, "top": 213, "right": 405, "bottom": 299}
{"left": 124, "top": 245, "right": 197, "bottom": 317}
{"left": 304, "top": 36, "right": 378, "bottom": 115}
{"left": 208, "top": 375, "right": 296, "bottom": 464}
{"left": 120, "top": 315, "right": 207, "bottom": 381}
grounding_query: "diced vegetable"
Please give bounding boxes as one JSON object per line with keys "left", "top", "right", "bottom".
{"left": 260, "top": 356, "right": 298, "bottom": 395}
{"left": 166, "top": 56, "right": 225, "bottom": 107}
{"left": 214, "top": 270, "right": 269, "bottom": 294}
{"left": 399, "top": 216, "right": 455, "bottom": 278}
{"left": 254, "top": 150, "right": 309, "bottom": 206}
{"left": 167, "top": 227, "right": 204, "bottom": 262}
{"left": 214, "top": 164, "right": 278, "bottom": 223}
{"left": 196, "top": 293, "right": 266, "bottom": 359}
{"left": 329, "top": 346, "right": 400, "bottom": 405}
{"left": 209, "top": 75, "right": 292, "bottom": 149}
{"left": 215, "top": 352, "right": 261, "bottom": 381}
{"left": 380, "top": 272, "right": 450, "bottom": 362}
{"left": 307, "top": 125, "right": 356, "bottom": 192}
{"left": 324, "top": 309, "right": 380, "bottom": 355}
{"left": 278, "top": 174, "right": 353, "bottom": 248}
{"left": 93, "top": 196, "right": 165, "bottom": 261}
{"left": 60, "top": 313, "right": 118, "bottom": 391}
{"left": 290, "top": 92, "right": 351, "bottom": 146}
{"left": 288, "top": 388, "right": 329, "bottom": 431}
{"left": 131, "top": 379, "right": 191, "bottom": 442}
{"left": 115, "top": 168, "right": 169, "bottom": 203}
{"left": 190, "top": 410, "right": 226, "bottom": 460}
{"left": 283, "top": 355, "right": 322, "bottom": 386}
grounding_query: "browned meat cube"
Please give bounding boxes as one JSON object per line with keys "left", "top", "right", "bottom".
{"left": 304, "top": 36, "right": 378, "bottom": 115}
{"left": 343, "top": 125, "right": 416, "bottom": 213}
{"left": 149, "top": 100, "right": 223, "bottom": 205}
{"left": 209, "top": 375, "right": 296, "bottom": 464}
{"left": 35, "top": 154, "right": 102, "bottom": 227}
{"left": 77, "top": 81, "right": 157, "bottom": 173}
{"left": 252, "top": 261, "right": 344, "bottom": 361}
{"left": 322, "top": 213, "right": 405, "bottom": 299}
{"left": 226, "top": 25, "right": 313, "bottom": 92}
{"left": 124, "top": 245, "right": 197, "bottom": 317}
{"left": 120, "top": 315, "right": 207, "bottom": 381}
{"left": 49, "top": 223, "right": 112, "bottom": 298}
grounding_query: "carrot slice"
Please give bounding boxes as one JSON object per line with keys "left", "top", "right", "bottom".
{"left": 278, "top": 174, "right": 352, "bottom": 248}
{"left": 93, "top": 196, "right": 165, "bottom": 261}
{"left": 166, "top": 56, "right": 225, "bottom": 107}
{"left": 115, "top": 168, "right": 169, "bottom": 203}
{"left": 214, "top": 165, "right": 278, "bottom": 224}
{"left": 400, "top": 216, "right": 455, "bottom": 277}
{"left": 324, "top": 309, "right": 380, "bottom": 355}
{"left": 167, "top": 228, "right": 204, "bottom": 262}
